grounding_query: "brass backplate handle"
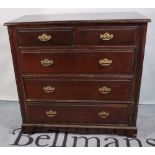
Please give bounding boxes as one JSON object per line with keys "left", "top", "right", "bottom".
{"left": 100, "top": 32, "right": 114, "bottom": 41}
{"left": 99, "top": 58, "right": 112, "bottom": 66}
{"left": 46, "top": 110, "right": 57, "bottom": 117}
{"left": 99, "top": 86, "right": 111, "bottom": 94}
{"left": 98, "top": 111, "right": 109, "bottom": 118}
{"left": 43, "top": 86, "right": 55, "bottom": 93}
{"left": 38, "top": 33, "right": 51, "bottom": 41}
{"left": 41, "top": 59, "right": 54, "bottom": 67}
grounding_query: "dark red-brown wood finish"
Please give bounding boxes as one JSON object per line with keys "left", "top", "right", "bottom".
{"left": 4, "top": 12, "right": 150, "bottom": 137}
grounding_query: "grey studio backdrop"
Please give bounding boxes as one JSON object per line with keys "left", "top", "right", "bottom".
{"left": 0, "top": 8, "right": 155, "bottom": 104}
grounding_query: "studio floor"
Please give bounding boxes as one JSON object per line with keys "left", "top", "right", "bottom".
{"left": 0, "top": 101, "right": 155, "bottom": 147}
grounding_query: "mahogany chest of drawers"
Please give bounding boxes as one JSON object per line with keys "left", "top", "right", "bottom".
{"left": 5, "top": 12, "right": 150, "bottom": 137}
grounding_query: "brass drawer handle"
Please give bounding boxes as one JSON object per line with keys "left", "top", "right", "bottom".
{"left": 46, "top": 110, "right": 57, "bottom": 117}
{"left": 99, "top": 86, "right": 111, "bottom": 94}
{"left": 100, "top": 32, "right": 114, "bottom": 41}
{"left": 43, "top": 86, "right": 55, "bottom": 93}
{"left": 38, "top": 33, "right": 51, "bottom": 41}
{"left": 41, "top": 59, "right": 54, "bottom": 67}
{"left": 98, "top": 111, "right": 109, "bottom": 118}
{"left": 99, "top": 58, "right": 112, "bottom": 66}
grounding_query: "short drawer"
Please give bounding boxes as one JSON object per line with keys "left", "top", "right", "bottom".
{"left": 27, "top": 104, "right": 129, "bottom": 124}
{"left": 17, "top": 28, "right": 73, "bottom": 47}
{"left": 77, "top": 26, "right": 138, "bottom": 45}
{"left": 21, "top": 49, "right": 134, "bottom": 74}
{"left": 24, "top": 78, "right": 132, "bottom": 101}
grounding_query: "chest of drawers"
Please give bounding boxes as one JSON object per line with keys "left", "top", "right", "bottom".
{"left": 5, "top": 12, "right": 150, "bottom": 137}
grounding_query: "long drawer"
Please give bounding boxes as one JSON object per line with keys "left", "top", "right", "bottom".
{"left": 27, "top": 104, "right": 129, "bottom": 124}
{"left": 21, "top": 50, "right": 134, "bottom": 74}
{"left": 24, "top": 78, "right": 132, "bottom": 101}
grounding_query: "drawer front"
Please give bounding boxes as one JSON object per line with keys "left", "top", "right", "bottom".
{"left": 17, "top": 28, "right": 73, "bottom": 47}
{"left": 27, "top": 104, "right": 129, "bottom": 124}
{"left": 24, "top": 79, "right": 132, "bottom": 101}
{"left": 21, "top": 50, "right": 134, "bottom": 74}
{"left": 77, "top": 26, "right": 138, "bottom": 45}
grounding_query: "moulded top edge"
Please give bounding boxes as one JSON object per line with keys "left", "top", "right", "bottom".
{"left": 4, "top": 12, "right": 151, "bottom": 26}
